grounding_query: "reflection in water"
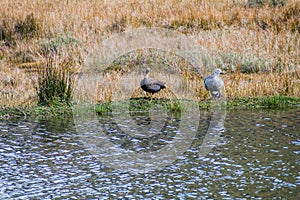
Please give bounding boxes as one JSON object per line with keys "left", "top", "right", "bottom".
{"left": 100, "top": 112, "right": 178, "bottom": 152}
{"left": 99, "top": 102, "right": 182, "bottom": 153}
{"left": 0, "top": 108, "right": 299, "bottom": 199}
{"left": 73, "top": 100, "right": 201, "bottom": 174}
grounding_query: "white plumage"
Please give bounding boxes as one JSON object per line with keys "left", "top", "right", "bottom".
{"left": 204, "top": 68, "right": 224, "bottom": 98}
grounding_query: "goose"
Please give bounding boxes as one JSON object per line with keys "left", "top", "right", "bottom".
{"left": 204, "top": 68, "right": 224, "bottom": 98}
{"left": 140, "top": 68, "right": 166, "bottom": 97}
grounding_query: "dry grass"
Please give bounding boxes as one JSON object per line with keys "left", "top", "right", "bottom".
{"left": 0, "top": 0, "right": 299, "bottom": 107}
{"left": 73, "top": 49, "right": 299, "bottom": 103}
{"left": 0, "top": 60, "right": 37, "bottom": 107}
{"left": 224, "top": 70, "right": 300, "bottom": 97}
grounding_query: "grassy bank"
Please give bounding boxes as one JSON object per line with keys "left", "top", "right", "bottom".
{"left": 95, "top": 96, "right": 300, "bottom": 114}
{"left": 0, "top": 101, "right": 73, "bottom": 120}
{"left": 0, "top": 0, "right": 299, "bottom": 109}
{"left": 1, "top": 96, "right": 299, "bottom": 120}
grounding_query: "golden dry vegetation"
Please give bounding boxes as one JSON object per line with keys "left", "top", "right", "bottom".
{"left": 0, "top": 0, "right": 299, "bottom": 106}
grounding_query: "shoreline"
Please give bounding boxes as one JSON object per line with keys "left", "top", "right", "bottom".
{"left": 1, "top": 96, "right": 299, "bottom": 120}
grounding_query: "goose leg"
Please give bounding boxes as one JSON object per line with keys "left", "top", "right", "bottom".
{"left": 150, "top": 93, "right": 154, "bottom": 103}
{"left": 217, "top": 90, "right": 222, "bottom": 98}
{"left": 210, "top": 91, "right": 216, "bottom": 99}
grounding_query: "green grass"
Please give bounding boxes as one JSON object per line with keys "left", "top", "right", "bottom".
{"left": 95, "top": 98, "right": 183, "bottom": 114}
{"left": 95, "top": 96, "right": 300, "bottom": 115}
{"left": 226, "top": 96, "right": 300, "bottom": 109}
{"left": 1, "top": 96, "right": 299, "bottom": 120}
{"left": 38, "top": 62, "right": 73, "bottom": 106}
{"left": 0, "top": 107, "right": 27, "bottom": 119}
{"left": 198, "top": 96, "right": 300, "bottom": 110}
{"left": 0, "top": 101, "right": 72, "bottom": 120}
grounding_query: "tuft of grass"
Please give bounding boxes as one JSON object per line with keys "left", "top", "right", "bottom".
{"left": 38, "top": 60, "right": 73, "bottom": 106}
{"left": 95, "top": 102, "right": 112, "bottom": 114}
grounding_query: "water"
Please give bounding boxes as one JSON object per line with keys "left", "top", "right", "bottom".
{"left": 0, "top": 106, "right": 299, "bottom": 199}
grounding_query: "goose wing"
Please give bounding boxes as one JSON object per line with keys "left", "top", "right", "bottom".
{"left": 204, "top": 75, "right": 213, "bottom": 90}
{"left": 141, "top": 77, "right": 166, "bottom": 93}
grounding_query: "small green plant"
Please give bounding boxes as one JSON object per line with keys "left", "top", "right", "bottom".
{"left": 168, "top": 100, "right": 182, "bottom": 112}
{"left": 95, "top": 102, "right": 112, "bottom": 114}
{"left": 40, "top": 35, "right": 81, "bottom": 55}
{"left": 38, "top": 61, "right": 73, "bottom": 106}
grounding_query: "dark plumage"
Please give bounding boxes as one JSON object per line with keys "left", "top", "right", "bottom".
{"left": 140, "top": 69, "right": 166, "bottom": 94}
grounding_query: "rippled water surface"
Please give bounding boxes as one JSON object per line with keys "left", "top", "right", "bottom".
{"left": 0, "top": 107, "right": 299, "bottom": 199}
